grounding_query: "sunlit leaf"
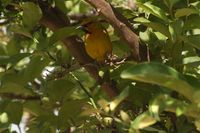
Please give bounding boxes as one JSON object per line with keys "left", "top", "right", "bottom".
{"left": 137, "top": 2, "right": 168, "bottom": 21}
{"left": 120, "top": 110, "right": 131, "bottom": 123}
{"left": 110, "top": 87, "right": 129, "bottom": 111}
{"left": 183, "top": 56, "right": 200, "bottom": 65}
{"left": 130, "top": 111, "right": 157, "bottom": 129}
{"left": 54, "top": 0, "right": 69, "bottom": 13}
{"left": 134, "top": 17, "right": 170, "bottom": 38}
{"left": 121, "top": 62, "right": 195, "bottom": 101}
{"left": 195, "top": 119, "right": 200, "bottom": 132}
{"left": 175, "top": 8, "right": 199, "bottom": 18}
{"left": 149, "top": 95, "right": 187, "bottom": 119}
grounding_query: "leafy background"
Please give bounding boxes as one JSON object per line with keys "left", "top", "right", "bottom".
{"left": 0, "top": 0, "right": 200, "bottom": 132}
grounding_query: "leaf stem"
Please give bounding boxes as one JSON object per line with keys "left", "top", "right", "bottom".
{"left": 70, "top": 73, "right": 97, "bottom": 108}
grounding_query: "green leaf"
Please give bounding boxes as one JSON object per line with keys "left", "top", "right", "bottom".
{"left": 9, "top": 53, "right": 31, "bottom": 65}
{"left": 137, "top": 2, "right": 168, "bottom": 21}
{"left": 23, "top": 101, "right": 42, "bottom": 116}
{"left": 149, "top": 95, "right": 187, "bottom": 119}
{"left": 184, "top": 15, "right": 200, "bottom": 30}
{"left": 38, "top": 112, "right": 58, "bottom": 127}
{"left": 22, "top": 2, "right": 42, "bottom": 30}
{"left": 47, "top": 79, "right": 75, "bottom": 102}
{"left": 9, "top": 25, "right": 32, "bottom": 38}
{"left": 121, "top": 62, "right": 195, "bottom": 101}
{"left": 112, "top": 40, "right": 130, "bottom": 58}
{"left": 190, "top": 1, "right": 200, "bottom": 9}
{"left": 183, "top": 56, "right": 200, "bottom": 65}
{"left": 180, "top": 35, "right": 200, "bottom": 50}
{"left": 0, "top": 56, "right": 9, "bottom": 65}
{"left": 49, "top": 26, "right": 83, "bottom": 45}
{"left": 134, "top": 17, "right": 170, "bottom": 38}
{"left": 195, "top": 119, "right": 200, "bottom": 132}
{"left": 58, "top": 99, "right": 86, "bottom": 128}
{"left": 120, "top": 110, "right": 131, "bottom": 123}
{"left": 168, "top": 20, "right": 183, "bottom": 42}
{"left": 0, "top": 82, "right": 33, "bottom": 95}
{"left": 36, "top": 32, "right": 49, "bottom": 50}
{"left": 56, "top": 47, "right": 72, "bottom": 64}
{"left": 54, "top": 0, "right": 69, "bottom": 13}
{"left": 22, "top": 54, "right": 50, "bottom": 82}
{"left": 0, "top": 44, "right": 6, "bottom": 56}
{"left": 164, "top": 0, "right": 180, "bottom": 8}
{"left": 0, "top": 100, "right": 9, "bottom": 113}
{"left": 129, "top": 111, "right": 157, "bottom": 130}
{"left": 175, "top": 8, "right": 199, "bottom": 18}
{"left": 5, "top": 101, "right": 23, "bottom": 124}
{"left": 0, "top": 53, "right": 31, "bottom": 65}
{"left": 109, "top": 87, "right": 129, "bottom": 111}
{"left": 1, "top": 0, "right": 12, "bottom": 6}
{"left": 6, "top": 37, "right": 21, "bottom": 56}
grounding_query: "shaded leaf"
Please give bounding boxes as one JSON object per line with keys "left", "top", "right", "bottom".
{"left": 49, "top": 26, "right": 83, "bottom": 45}
{"left": 180, "top": 35, "right": 200, "bottom": 50}
{"left": 23, "top": 101, "right": 42, "bottom": 116}
{"left": 5, "top": 101, "right": 23, "bottom": 124}
{"left": 184, "top": 15, "right": 200, "bottom": 30}
{"left": 22, "top": 2, "right": 42, "bottom": 30}
{"left": 47, "top": 79, "right": 75, "bottom": 102}
{"left": 0, "top": 82, "right": 33, "bottom": 95}
{"left": 9, "top": 25, "right": 32, "bottom": 38}
{"left": 6, "top": 37, "right": 21, "bottom": 56}
{"left": 168, "top": 20, "right": 183, "bottom": 42}
{"left": 58, "top": 99, "right": 86, "bottom": 128}
{"left": 22, "top": 54, "right": 50, "bottom": 82}
{"left": 164, "top": 0, "right": 180, "bottom": 8}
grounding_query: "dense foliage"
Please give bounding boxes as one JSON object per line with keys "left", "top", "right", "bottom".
{"left": 0, "top": 0, "right": 200, "bottom": 132}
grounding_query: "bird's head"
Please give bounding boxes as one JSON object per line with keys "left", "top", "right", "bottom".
{"left": 77, "top": 17, "right": 103, "bottom": 34}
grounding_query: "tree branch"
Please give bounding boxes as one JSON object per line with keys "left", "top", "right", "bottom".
{"left": 84, "top": 0, "right": 140, "bottom": 61}
{"left": 0, "top": 93, "right": 40, "bottom": 100}
{"left": 38, "top": 1, "right": 118, "bottom": 98}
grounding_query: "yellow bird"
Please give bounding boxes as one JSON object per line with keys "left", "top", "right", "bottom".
{"left": 79, "top": 19, "right": 112, "bottom": 62}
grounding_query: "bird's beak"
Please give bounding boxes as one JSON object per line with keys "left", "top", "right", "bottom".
{"left": 76, "top": 26, "right": 91, "bottom": 34}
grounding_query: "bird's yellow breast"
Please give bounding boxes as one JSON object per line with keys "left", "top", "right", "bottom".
{"left": 84, "top": 27, "right": 112, "bottom": 61}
